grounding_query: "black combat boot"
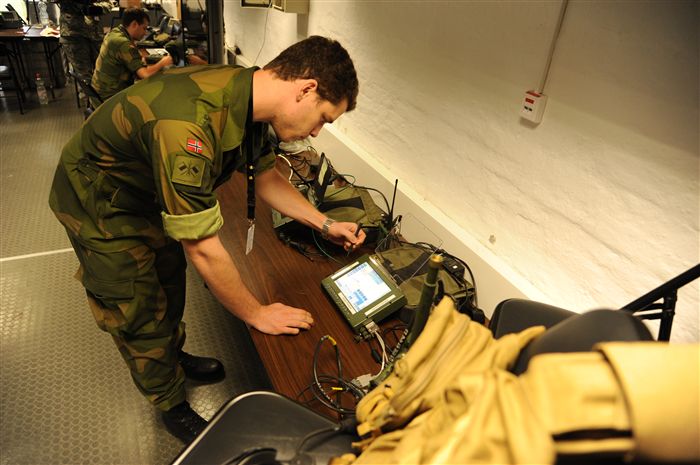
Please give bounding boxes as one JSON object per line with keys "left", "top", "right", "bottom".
{"left": 178, "top": 350, "right": 225, "bottom": 383}
{"left": 161, "top": 401, "right": 208, "bottom": 444}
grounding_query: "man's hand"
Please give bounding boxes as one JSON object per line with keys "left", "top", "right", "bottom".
{"left": 135, "top": 55, "right": 173, "bottom": 80}
{"left": 327, "top": 221, "right": 366, "bottom": 251}
{"left": 254, "top": 169, "right": 367, "bottom": 251}
{"left": 248, "top": 303, "right": 315, "bottom": 335}
{"left": 183, "top": 234, "right": 312, "bottom": 337}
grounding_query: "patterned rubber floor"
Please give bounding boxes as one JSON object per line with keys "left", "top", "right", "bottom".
{"left": 1, "top": 83, "right": 271, "bottom": 465}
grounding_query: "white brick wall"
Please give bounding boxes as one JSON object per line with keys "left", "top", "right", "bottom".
{"left": 224, "top": 0, "right": 699, "bottom": 342}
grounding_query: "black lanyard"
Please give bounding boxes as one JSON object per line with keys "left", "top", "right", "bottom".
{"left": 244, "top": 103, "right": 257, "bottom": 223}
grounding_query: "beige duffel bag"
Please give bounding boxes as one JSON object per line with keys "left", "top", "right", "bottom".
{"left": 338, "top": 299, "right": 699, "bottom": 465}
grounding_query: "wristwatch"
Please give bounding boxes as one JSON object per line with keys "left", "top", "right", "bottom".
{"left": 321, "top": 218, "right": 336, "bottom": 239}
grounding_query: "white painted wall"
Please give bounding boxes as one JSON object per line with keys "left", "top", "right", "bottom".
{"left": 161, "top": 0, "right": 179, "bottom": 18}
{"left": 224, "top": 0, "right": 699, "bottom": 343}
{"left": 6, "top": 0, "right": 27, "bottom": 21}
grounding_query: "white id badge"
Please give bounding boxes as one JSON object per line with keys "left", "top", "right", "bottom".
{"left": 245, "top": 221, "right": 255, "bottom": 255}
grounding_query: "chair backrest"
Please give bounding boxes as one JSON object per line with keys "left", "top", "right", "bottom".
{"left": 512, "top": 308, "right": 653, "bottom": 375}
{"left": 157, "top": 14, "right": 170, "bottom": 32}
{"left": 69, "top": 69, "right": 103, "bottom": 104}
{"left": 490, "top": 298, "right": 576, "bottom": 338}
{"left": 490, "top": 299, "right": 654, "bottom": 375}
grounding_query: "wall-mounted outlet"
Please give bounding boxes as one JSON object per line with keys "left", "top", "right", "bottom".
{"left": 271, "top": 0, "right": 308, "bottom": 13}
{"left": 520, "top": 90, "right": 548, "bottom": 124}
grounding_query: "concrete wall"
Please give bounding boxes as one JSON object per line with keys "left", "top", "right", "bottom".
{"left": 224, "top": 0, "right": 699, "bottom": 342}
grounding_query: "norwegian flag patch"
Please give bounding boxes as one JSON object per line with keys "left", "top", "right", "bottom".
{"left": 186, "top": 138, "right": 203, "bottom": 154}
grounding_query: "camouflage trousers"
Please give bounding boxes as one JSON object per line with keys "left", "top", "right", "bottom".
{"left": 60, "top": 36, "right": 101, "bottom": 106}
{"left": 67, "top": 235, "right": 188, "bottom": 411}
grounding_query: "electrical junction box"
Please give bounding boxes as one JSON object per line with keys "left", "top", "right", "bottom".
{"left": 272, "top": 0, "right": 308, "bottom": 13}
{"left": 520, "top": 90, "right": 547, "bottom": 124}
{"left": 241, "top": 0, "right": 308, "bottom": 13}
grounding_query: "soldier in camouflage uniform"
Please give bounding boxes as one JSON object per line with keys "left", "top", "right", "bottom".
{"left": 90, "top": 8, "right": 175, "bottom": 105}
{"left": 57, "top": 0, "right": 111, "bottom": 107}
{"left": 49, "top": 36, "right": 363, "bottom": 444}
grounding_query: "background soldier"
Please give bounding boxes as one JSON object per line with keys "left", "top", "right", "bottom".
{"left": 49, "top": 36, "right": 364, "bottom": 444}
{"left": 90, "top": 7, "right": 206, "bottom": 106}
{"left": 57, "top": 0, "right": 112, "bottom": 108}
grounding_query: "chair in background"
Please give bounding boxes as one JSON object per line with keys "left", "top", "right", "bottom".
{"left": 0, "top": 42, "right": 26, "bottom": 114}
{"left": 68, "top": 68, "right": 102, "bottom": 118}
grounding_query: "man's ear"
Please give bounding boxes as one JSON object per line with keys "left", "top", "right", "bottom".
{"left": 297, "top": 79, "right": 318, "bottom": 100}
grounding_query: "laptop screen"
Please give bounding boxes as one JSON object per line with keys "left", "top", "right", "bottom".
{"left": 334, "top": 261, "right": 392, "bottom": 314}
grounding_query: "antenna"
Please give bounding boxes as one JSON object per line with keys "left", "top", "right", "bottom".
{"left": 388, "top": 179, "right": 398, "bottom": 227}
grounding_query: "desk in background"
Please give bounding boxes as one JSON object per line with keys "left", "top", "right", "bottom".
{"left": 0, "top": 25, "right": 63, "bottom": 98}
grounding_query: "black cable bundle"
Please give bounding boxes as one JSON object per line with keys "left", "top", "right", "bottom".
{"left": 296, "top": 335, "right": 364, "bottom": 416}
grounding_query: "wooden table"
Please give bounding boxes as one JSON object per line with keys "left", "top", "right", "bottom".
{"left": 216, "top": 172, "right": 387, "bottom": 417}
{"left": 0, "top": 25, "right": 61, "bottom": 98}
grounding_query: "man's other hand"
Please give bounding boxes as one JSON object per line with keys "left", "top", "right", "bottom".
{"left": 250, "top": 303, "right": 315, "bottom": 335}
{"left": 327, "top": 221, "right": 367, "bottom": 251}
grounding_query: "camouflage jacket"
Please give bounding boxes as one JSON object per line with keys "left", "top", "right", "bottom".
{"left": 91, "top": 24, "right": 144, "bottom": 101}
{"left": 57, "top": 0, "right": 110, "bottom": 41}
{"left": 50, "top": 65, "right": 276, "bottom": 252}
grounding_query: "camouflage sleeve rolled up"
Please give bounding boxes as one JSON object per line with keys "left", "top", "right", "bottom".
{"left": 149, "top": 120, "right": 224, "bottom": 241}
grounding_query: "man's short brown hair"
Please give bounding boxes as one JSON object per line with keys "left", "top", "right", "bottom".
{"left": 122, "top": 7, "right": 149, "bottom": 27}
{"left": 264, "top": 36, "right": 359, "bottom": 112}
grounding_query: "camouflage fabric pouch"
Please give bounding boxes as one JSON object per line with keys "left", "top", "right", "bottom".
{"left": 377, "top": 243, "right": 482, "bottom": 323}
{"left": 319, "top": 185, "right": 387, "bottom": 245}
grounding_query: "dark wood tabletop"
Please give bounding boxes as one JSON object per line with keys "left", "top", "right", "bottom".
{"left": 0, "top": 25, "right": 59, "bottom": 40}
{"left": 0, "top": 28, "right": 26, "bottom": 39}
{"left": 216, "top": 171, "right": 386, "bottom": 417}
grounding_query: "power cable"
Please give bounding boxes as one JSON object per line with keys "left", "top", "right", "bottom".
{"left": 252, "top": 0, "right": 272, "bottom": 66}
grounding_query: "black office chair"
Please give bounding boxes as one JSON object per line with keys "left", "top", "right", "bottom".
{"left": 0, "top": 42, "right": 26, "bottom": 114}
{"left": 68, "top": 68, "right": 102, "bottom": 117}
{"left": 157, "top": 14, "right": 171, "bottom": 33}
{"left": 489, "top": 299, "right": 653, "bottom": 375}
{"left": 172, "top": 391, "right": 357, "bottom": 465}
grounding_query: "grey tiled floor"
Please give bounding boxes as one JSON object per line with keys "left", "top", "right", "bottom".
{"left": 1, "top": 85, "right": 270, "bottom": 464}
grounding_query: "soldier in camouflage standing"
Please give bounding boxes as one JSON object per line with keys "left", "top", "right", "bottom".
{"left": 49, "top": 36, "right": 364, "bottom": 444}
{"left": 57, "top": 0, "right": 112, "bottom": 108}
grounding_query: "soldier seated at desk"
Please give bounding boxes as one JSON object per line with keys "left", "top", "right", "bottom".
{"left": 90, "top": 7, "right": 205, "bottom": 106}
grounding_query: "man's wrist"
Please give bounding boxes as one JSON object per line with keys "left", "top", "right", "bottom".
{"left": 321, "top": 217, "right": 336, "bottom": 239}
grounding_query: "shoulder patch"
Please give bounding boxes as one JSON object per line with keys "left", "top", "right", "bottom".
{"left": 172, "top": 155, "right": 205, "bottom": 187}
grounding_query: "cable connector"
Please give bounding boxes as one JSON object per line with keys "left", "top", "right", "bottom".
{"left": 351, "top": 373, "right": 373, "bottom": 391}
{"left": 364, "top": 320, "right": 380, "bottom": 336}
